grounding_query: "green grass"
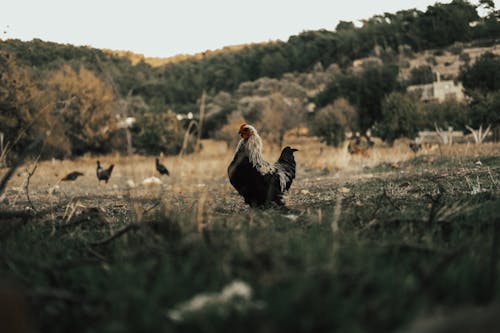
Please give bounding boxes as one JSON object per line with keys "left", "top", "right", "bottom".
{"left": 1, "top": 155, "right": 500, "bottom": 333}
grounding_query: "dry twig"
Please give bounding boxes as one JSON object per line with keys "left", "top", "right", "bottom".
{"left": 89, "top": 223, "right": 141, "bottom": 247}
{"left": 0, "top": 134, "right": 46, "bottom": 197}
{"left": 24, "top": 158, "right": 40, "bottom": 214}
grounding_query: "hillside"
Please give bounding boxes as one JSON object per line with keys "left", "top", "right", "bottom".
{"left": 399, "top": 41, "right": 500, "bottom": 80}
{"left": 1, "top": 0, "right": 499, "bottom": 161}
{"left": 104, "top": 43, "right": 261, "bottom": 67}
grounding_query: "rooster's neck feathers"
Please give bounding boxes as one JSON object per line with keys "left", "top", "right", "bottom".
{"left": 235, "top": 126, "right": 289, "bottom": 191}
{"left": 236, "top": 126, "right": 274, "bottom": 174}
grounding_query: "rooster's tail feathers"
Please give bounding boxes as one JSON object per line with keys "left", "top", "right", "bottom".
{"left": 276, "top": 146, "right": 298, "bottom": 192}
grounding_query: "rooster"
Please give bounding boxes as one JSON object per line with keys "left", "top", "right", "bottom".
{"left": 61, "top": 171, "right": 84, "bottom": 181}
{"left": 156, "top": 158, "right": 170, "bottom": 176}
{"left": 96, "top": 160, "right": 114, "bottom": 184}
{"left": 228, "top": 124, "right": 298, "bottom": 207}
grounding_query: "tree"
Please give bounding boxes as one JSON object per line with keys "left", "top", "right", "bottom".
{"left": 214, "top": 112, "right": 247, "bottom": 149}
{"left": 336, "top": 21, "right": 355, "bottom": 32}
{"left": 130, "top": 108, "right": 184, "bottom": 154}
{"left": 203, "top": 91, "right": 235, "bottom": 137}
{"left": 260, "top": 51, "right": 289, "bottom": 78}
{"left": 0, "top": 52, "right": 49, "bottom": 162}
{"left": 459, "top": 52, "right": 500, "bottom": 140}
{"left": 459, "top": 52, "right": 500, "bottom": 93}
{"left": 377, "top": 92, "right": 420, "bottom": 143}
{"left": 467, "top": 91, "right": 500, "bottom": 141}
{"left": 477, "top": 0, "right": 495, "bottom": 17}
{"left": 419, "top": 100, "right": 469, "bottom": 130}
{"left": 311, "top": 98, "right": 358, "bottom": 146}
{"left": 47, "top": 65, "right": 120, "bottom": 155}
{"left": 315, "top": 63, "right": 400, "bottom": 130}
{"left": 256, "top": 93, "right": 305, "bottom": 147}
{"left": 417, "top": 0, "right": 479, "bottom": 48}
{"left": 234, "top": 76, "right": 308, "bottom": 146}
{"left": 408, "top": 65, "right": 435, "bottom": 85}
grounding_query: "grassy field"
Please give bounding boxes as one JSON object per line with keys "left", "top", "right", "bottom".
{"left": 1, "top": 138, "right": 500, "bottom": 333}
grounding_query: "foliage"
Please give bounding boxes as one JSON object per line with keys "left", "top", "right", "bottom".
{"left": 311, "top": 98, "right": 358, "bottom": 146}
{"left": 130, "top": 108, "right": 184, "bottom": 155}
{"left": 255, "top": 93, "right": 305, "bottom": 146}
{"left": 459, "top": 52, "right": 471, "bottom": 64}
{"left": 3, "top": 1, "right": 495, "bottom": 115}
{"left": 203, "top": 92, "right": 236, "bottom": 137}
{"left": 467, "top": 91, "right": 500, "bottom": 140}
{"left": 46, "top": 65, "right": 120, "bottom": 155}
{"left": 335, "top": 21, "right": 355, "bottom": 32}
{"left": 0, "top": 52, "right": 50, "bottom": 161}
{"left": 376, "top": 92, "right": 420, "bottom": 142}
{"left": 459, "top": 52, "right": 500, "bottom": 93}
{"left": 417, "top": 0, "right": 479, "bottom": 48}
{"left": 419, "top": 99, "right": 470, "bottom": 131}
{"left": 1, "top": 1, "right": 499, "bottom": 157}
{"left": 315, "top": 63, "right": 400, "bottom": 130}
{"left": 407, "top": 65, "right": 435, "bottom": 85}
{"left": 213, "top": 112, "right": 247, "bottom": 148}
{"left": 459, "top": 52, "right": 500, "bottom": 140}
{"left": 235, "top": 77, "right": 308, "bottom": 145}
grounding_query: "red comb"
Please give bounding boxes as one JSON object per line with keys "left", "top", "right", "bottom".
{"left": 239, "top": 123, "right": 247, "bottom": 131}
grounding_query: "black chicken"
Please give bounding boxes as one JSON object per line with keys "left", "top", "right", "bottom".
{"left": 96, "top": 161, "right": 114, "bottom": 184}
{"left": 61, "top": 171, "right": 84, "bottom": 181}
{"left": 156, "top": 158, "right": 170, "bottom": 176}
{"left": 228, "top": 124, "right": 298, "bottom": 207}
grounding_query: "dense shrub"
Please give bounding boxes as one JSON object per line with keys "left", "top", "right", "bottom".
{"left": 311, "top": 98, "right": 358, "bottom": 146}
{"left": 131, "top": 109, "right": 185, "bottom": 155}
{"left": 376, "top": 92, "right": 420, "bottom": 142}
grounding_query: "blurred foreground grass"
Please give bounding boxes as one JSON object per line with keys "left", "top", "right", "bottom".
{"left": 0, "top": 143, "right": 500, "bottom": 333}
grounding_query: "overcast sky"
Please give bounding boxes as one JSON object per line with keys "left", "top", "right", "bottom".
{"left": 0, "top": 0, "right": 495, "bottom": 58}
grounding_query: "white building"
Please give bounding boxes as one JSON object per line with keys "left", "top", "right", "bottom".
{"left": 407, "top": 73, "right": 465, "bottom": 102}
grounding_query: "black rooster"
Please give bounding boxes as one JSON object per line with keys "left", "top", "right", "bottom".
{"left": 61, "top": 171, "right": 84, "bottom": 181}
{"left": 96, "top": 161, "right": 114, "bottom": 184}
{"left": 228, "top": 124, "right": 298, "bottom": 207}
{"left": 156, "top": 158, "right": 170, "bottom": 176}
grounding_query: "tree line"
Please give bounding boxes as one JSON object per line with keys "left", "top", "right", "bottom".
{"left": 0, "top": 0, "right": 499, "bottom": 162}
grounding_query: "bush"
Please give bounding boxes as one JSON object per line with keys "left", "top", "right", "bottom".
{"left": 0, "top": 52, "right": 47, "bottom": 162}
{"left": 46, "top": 65, "right": 120, "bottom": 155}
{"left": 214, "top": 112, "right": 247, "bottom": 149}
{"left": 408, "top": 65, "right": 435, "bottom": 85}
{"left": 468, "top": 90, "right": 500, "bottom": 141}
{"left": 419, "top": 100, "right": 469, "bottom": 130}
{"left": 311, "top": 98, "right": 358, "bottom": 146}
{"left": 459, "top": 52, "right": 471, "bottom": 64}
{"left": 459, "top": 52, "right": 500, "bottom": 93}
{"left": 376, "top": 92, "right": 420, "bottom": 142}
{"left": 131, "top": 109, "right": 184, "bottom": 155}
{"left": 448, "top": 43, "right": 464, "bottom": 55}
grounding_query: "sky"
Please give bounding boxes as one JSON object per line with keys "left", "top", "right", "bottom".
{"left": 0, "top": 0, "right": 495, "bottom": 58}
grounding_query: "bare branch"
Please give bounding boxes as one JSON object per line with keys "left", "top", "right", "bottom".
{"left": 0, "top": 133, "right": 47, "bottom": 197}
{"left": 24, "top": 158, "right": 40, "bottom": 214}
{"left": 89, "top": 223, "right": 141, "bottom": 247}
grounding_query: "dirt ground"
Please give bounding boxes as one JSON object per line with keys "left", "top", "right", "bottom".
{"left": 1, "top": 138, "right": 498, "bottom": 224}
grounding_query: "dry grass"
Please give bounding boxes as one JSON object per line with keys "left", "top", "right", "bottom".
{"left": 1, "top": 137, "right": 498, "bottom": 215}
